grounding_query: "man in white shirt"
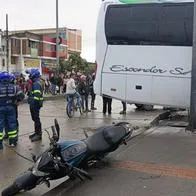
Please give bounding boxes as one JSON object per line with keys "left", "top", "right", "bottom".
{"left": 66, "top": 73, "right": 81, "bottom": 106}
{"left": 66, "top": 74, "right": 76, "bottom": 94}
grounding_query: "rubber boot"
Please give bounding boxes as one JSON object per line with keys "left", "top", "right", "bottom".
{"left": 9, "top": 139, "right": 17, "bottom": 147}
{"left": 0, "top": 142, "right": 3, "bottom": 150}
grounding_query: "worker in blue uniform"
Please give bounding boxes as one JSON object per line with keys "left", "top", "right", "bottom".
{"left": 27, "top": 69, "right": 44, "bottom": 142}
{"left": 3, "top": 73, "right": 20, "bottom": 140}
{"left": 0, "top": 72, "right": 24, "bottom": 149}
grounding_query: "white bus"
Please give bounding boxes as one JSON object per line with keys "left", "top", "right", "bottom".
{"left": 94, "top": 0, "right": 193, "bottom": 110}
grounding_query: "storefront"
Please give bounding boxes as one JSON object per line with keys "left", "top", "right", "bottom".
{"left": 41, "top": 58, "right": 57, "bottom": 78}
{"left": 24, "top": 58, "right": 41, "bottom": 72}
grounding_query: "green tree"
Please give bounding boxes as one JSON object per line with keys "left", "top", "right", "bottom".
{"left": 59, "top": 53, "right": 89, "bottom": 74}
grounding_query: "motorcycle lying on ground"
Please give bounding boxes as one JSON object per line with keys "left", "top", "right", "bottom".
{"left": 2, "top": 119, "right": 133, "bottom": 196}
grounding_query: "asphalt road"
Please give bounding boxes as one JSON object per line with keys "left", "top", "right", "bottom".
{"left": 0, "top": 96, "right": 165, "bottom": 195}
{"left": 44, "top": 125, "right": 196, "bottom": 196}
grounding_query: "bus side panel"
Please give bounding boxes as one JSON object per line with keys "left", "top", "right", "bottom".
{"left": 126, "top": 75, "right": 152, "bottom": 105}
{"left": 94, "top": 3, "right": 108, "bottom": 95}
{"left": 101, "top": 45, "right": 191, "bottom": 108}
{"left": 151, "top": 76, "right": 191, "bottom": 108}
{"left": 102, "top": 73, "right": 126, "bottom": 100}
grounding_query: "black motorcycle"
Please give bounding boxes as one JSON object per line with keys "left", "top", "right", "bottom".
{"left": 2, "top": 119, "right": 133, "bottom": 196}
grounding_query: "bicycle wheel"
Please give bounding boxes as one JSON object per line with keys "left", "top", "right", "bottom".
{"left": 66, "top": 102, "right": 74, "bottom": 118}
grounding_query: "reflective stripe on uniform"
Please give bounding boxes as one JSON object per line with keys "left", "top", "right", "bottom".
{"left": 32, "top": 90, "right": 42, "bottom": 94}
{"left": 33, "top": 97, "right": 39, "bottom": 100}
{"left": 0, "top": 94, "right": 16, "bottom": 97}
{"left": 33, "top": 97, "right": 43, "bottom": 101}
{"left": 8, "top": 130, "right": 17, "bottom": 139}
{"left": 0, "top": 132, "right": 3, "bottom": 140}
{"left": 8, "top": 130, "right": 17, "bottom": 135}
{"left": 9, "top": 134, "right": 17, "bottom": 139}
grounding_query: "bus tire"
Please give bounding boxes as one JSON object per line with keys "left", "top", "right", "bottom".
{"left": 143, "top": 104, "right": 154, "bottom": 111}
{"left": 135, "top": 104, "right": 144, "bottom": 110}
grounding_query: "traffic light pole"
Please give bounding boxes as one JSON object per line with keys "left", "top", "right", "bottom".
{"left": 6, "top": 14, "right": 9, "bottom": 72}
{"left": 56, "top": 0, "right": 59, "bottom": 74}
{"left": 189, "top": 1, "right": 196, "bottom": 132}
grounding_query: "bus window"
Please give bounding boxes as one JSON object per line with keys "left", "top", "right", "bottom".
{"left": 105, "top": 3, "right": 193, "bottom": 46}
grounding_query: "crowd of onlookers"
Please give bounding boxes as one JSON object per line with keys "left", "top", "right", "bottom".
{"left": 15, "top": 72, "right": 97, "bottom": 112}
{"left": 14, "top": 72, "right": 126, "bottom": 115}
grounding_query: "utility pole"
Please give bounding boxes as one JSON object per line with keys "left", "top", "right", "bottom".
{"left": 6, "top": 14, "right": 9, "bottom": 72}
{"left": 190, "top": 1, "right": 196, "bottom": 132}
{"left": 56, "top": 0, "right": 59, "bottom": 74}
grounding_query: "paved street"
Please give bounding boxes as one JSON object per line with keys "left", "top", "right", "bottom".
{"left": 1, "top": 97, "right": 196, "bottom": 196}
{"left": 0, "top": 96, "right": 163, "bottom": 195}
{"left": 44, "top": 126, "right": 196, "bottom": 196}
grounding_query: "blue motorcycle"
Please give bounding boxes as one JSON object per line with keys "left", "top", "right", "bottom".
{"left": 2, "top": 119, "right": 133, "bottom": 196}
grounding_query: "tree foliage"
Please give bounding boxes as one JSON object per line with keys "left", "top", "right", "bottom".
{"left": 59, "top": 53, "right": 90, "bottom": 74}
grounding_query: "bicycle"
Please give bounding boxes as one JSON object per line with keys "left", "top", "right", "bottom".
{"left": 66, "top": 93, "right": 83, "bottom": 118}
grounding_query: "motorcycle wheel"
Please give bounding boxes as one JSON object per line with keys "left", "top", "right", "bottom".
{"left": 2, "top": 172, "right": 39, "bottom": 196}
{"left": 2, "top": 183, "right": 21, "bottom": 196}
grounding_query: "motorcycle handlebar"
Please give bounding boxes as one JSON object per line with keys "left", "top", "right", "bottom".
{"left": 51, "top": 126, "right": 58, "bottom": 141}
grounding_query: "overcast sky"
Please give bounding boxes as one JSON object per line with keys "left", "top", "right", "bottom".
{"left": 0, "top": 0, "right": 101, "bottom": 62}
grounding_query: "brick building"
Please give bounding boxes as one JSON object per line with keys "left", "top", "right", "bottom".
{"left": 8, "top": 27, "right": 82, "bottom": 76}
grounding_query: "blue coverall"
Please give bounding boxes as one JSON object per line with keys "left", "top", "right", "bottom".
{"left": 0, "top": 82, "right": 24, "bottom": 148}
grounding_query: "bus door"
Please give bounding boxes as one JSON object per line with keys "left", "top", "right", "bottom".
{"left": 102, "top": 46, "right": 126, "bottom": 100}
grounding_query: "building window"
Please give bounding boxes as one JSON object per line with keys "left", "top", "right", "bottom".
{"left": 59, "top": 45, "right": 65, "bottom": 52}
{"left": 44, "top": 43, "right": 56, "bottom": 51}
{"left": 2, "top": 59, "right": 5, "bottom": 67}
{"left": 29, "top": 40, "right": 39, "bottom": 48}
{"left": 11, "top": 57, "right": 16, "bottom": 64}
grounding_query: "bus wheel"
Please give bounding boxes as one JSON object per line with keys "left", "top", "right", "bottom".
{"left": 143, "top": 104, "right": 154, "bottom": 111}
{"left": 135, "top": 104, "right": 144, "bottom": 110}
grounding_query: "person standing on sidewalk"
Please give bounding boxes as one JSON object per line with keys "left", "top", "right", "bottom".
{"left": 78, "top": 75, "right": 91, "bottom": 113}
{"left": 102, "top": 94, "right": 112, "bottom": 115}
{"left": 3, "top": 73, "right": 20, "bottom": 141}
{"left": 0, "top": 72, "right": 24, "bottom": 149}
{"left": 88, "top": 73, "right": 97, "bottom": 110}
{"left": 50, "top": 74, "right": 57, "bottom": 95}
{"left": 119, "top": 101, "right": 127, "bottom": 114}
{"left": 27, "top": 69, "right": 44, "bottom": 142}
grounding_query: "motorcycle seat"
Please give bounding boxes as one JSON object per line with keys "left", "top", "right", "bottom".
{"left": 86, "top": 125, "right": 126, "bottom": 153}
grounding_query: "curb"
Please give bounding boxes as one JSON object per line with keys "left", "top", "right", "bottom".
{"left": 131, "top": 110, "right": 172, "bottom": 138}
{"left": 150, "top": 110, "right": 171, "bottom": 127}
